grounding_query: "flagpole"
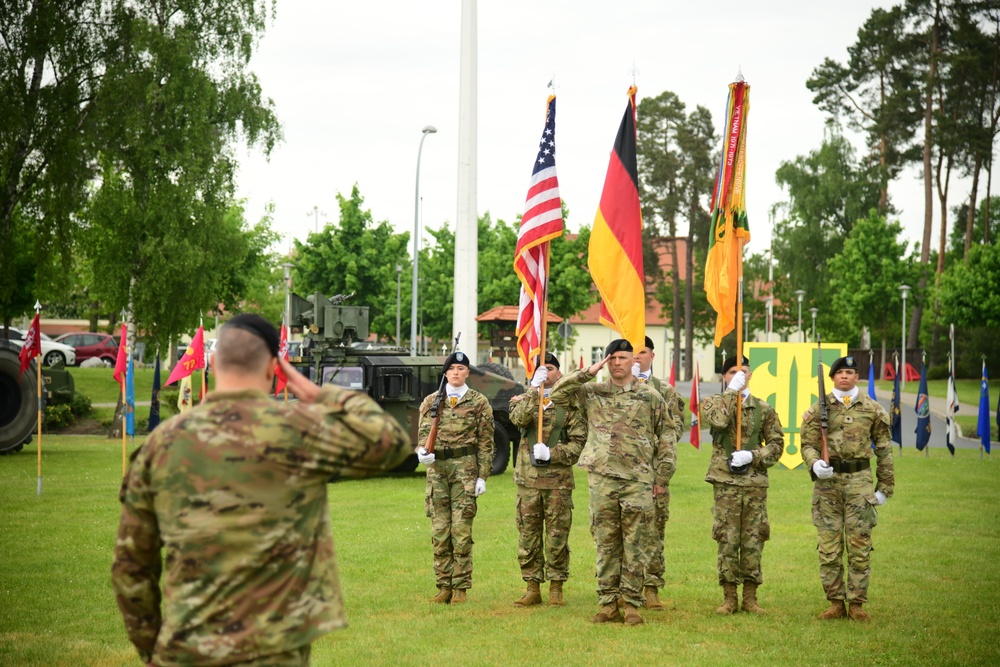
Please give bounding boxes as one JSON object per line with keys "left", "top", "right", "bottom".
{"left": 200, "top": 313, "right": 207, "bottom": 404}
{"left": 34, "top": 300, "right": 43, "bottom": 495}
{"left": 120, "top": 309, "right": 127, "bottom": 477}
{"left": 536, "top": 245, "right": 552, "bottom": 442}
{"left": 950, "top": 324, "right": 956, "bottom": 458}
{"left": 734, "top": 236, "right": 745, "bottom": 451}
{"left": 923, "top": 350, "right": 929, "bottom": 458}
{"left": 896, "top": 354, "right": 902, "bottom": 457}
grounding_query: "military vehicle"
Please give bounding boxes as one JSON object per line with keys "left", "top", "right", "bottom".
{"left": 0, "top": 339, "right": 75, "bottom": 454}
{"left": 288, "top": 291, "right": 524, "bottom": 477}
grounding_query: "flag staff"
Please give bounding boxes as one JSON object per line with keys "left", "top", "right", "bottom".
{"left": 200, "top": 312, "right": 207, "bottom": 404}
{"left": 120, "top": 308, "right": 127, "bottom": 477}
{"left": 34, "top": 300, "right": 43, "bottom": 495}
{"left": 535, "top": 249, "right": 552, "bottom": 443}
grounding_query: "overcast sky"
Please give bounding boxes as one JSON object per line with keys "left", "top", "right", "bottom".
{"left": 235, "top": 0, "right": 983, "bottom": 264}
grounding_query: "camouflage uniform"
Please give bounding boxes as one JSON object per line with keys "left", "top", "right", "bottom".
{"left": 637, "top": 375, "right": 684, "bottom": 591}
{"left": 801, "top": 393, "right": 895, "bottom": 604}
{"left": 508, "top": 390, "right": 586, "bottom": 583}
{"left": 112, "top": 386, "right": 410, "bottom": 666}
{"left": 549, "top": 369, "right": 676, "bottom": 608}
{"left": 418, "top": 389, "right": 494, "bottom": 592}
{"left": 701, "top": 389, "right": 784, "bottom": 586}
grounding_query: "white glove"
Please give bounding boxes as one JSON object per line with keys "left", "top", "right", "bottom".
{"left": 812, "top": 460, "right": 834, "bottom": 479}
{"left": 474, "top": 478, "right": 487, "bottom": 497}
{"left": 730, "top": 450, "right": 753, "bottom": 467}
{"left": 416, "top": 447, "right": 435, "bottom": 466}
{"left": 727, "top": 371, "right": 747, "bottom": 392}
{"left": 531, "top": 365, "right": 548, "bottom": 388}
{"left": 533, "top": 442, "right": 551, "bottom": 462}
{"left": 874, "top": 490, "right": 887, "bottom": 506}
{"left": 631, "top": 362, "right": 641, "bottom": 377}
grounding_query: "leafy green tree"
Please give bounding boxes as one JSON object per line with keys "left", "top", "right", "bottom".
{"left": 938, "top": 242, "right": 1000, "bottom": 329}
{"left": 949, "top": 195, "right": 1000, "bottom": 261}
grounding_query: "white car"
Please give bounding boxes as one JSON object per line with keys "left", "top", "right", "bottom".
{"left": 6, "top": 328, "right": 77, "bottom": 367}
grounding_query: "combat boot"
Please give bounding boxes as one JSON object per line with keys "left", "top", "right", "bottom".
{"left": 513, "top": 581, "right": 542, "bottom": 607}
{"left": 817, "top": 600, "right": 847, "bottom": 620}
{"left": 741, "top": 582, "right": 766, "bottom": 615}
{"left": 715, "top": 582, "right": 739, "bottom": 615}
{"left": 848, "top": 603, "right": 872, "bottom": 622}
{"left": 644, "top": 586, "right": 664, "bottom": 611}
{"left": 548, "top": 580, "right": 565, "bottom": 606}
{"left": 622, "top": 602, "right": 644, "bottom": 626}
{"left": 429, "top": 588, "right": 452, "bottom": 604}
{"left": 591, "top": 602, "right": 622, "bottom": 623}
{"left": 451, "top": 589, "right": 468, "bottom": 605}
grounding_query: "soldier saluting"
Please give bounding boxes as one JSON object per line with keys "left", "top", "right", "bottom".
{"left": 800, "top": 355, "right": 895, "bottom": 622}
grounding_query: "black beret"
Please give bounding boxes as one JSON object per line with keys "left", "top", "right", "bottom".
{"left": 644, "top": 336, "right": 654, "bottom": 351}
{"left": 443, "top": 351, "right": 471, "bottom": 373}
{"left": 224, "top": 314, "right": 280, "bottom": 357}
{"left": 604, "top": 339, "right": 634, "bottom": 358}
{"left": 722, "top": 354, "right": 749, "bottom": 374}
{"left": 829, "top": 355, "right": 858, "bottom": 377}
{"left": 534, "top": 352, "right": 560, "bottom": 369}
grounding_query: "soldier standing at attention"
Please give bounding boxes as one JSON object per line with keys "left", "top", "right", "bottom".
{"left": 701, "top": 354, "right": 784, "bottom": 615}
{"left": 416, "top": 351, "right": 495, "bottom": 605}
{"left": 800, "top": 355, "right": 895, "bottom": 622}
{"left": 508, "top": 352, "right": 586, "bottom": 607}
{"left": 112, "top": 314, "right": 410, "bottom": 667}
{"left": 631, "top": 335, "right": 684, "bottom": 611}
{"left": 550, "top": 339, "right": 676, "bottom": 626}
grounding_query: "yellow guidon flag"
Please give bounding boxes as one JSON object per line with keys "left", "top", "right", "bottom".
{"left": 588, "top": 86, "right": 646, "bottom": 351}
{"left": 704, "top": 80, "right": 751, "bottom": 347}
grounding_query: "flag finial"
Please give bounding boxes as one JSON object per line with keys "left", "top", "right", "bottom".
{"left": 735, "top": 67, "right": 744, "bottom": 83}
{"left": 33, "top": 300, "right": 41, "bottom": 312}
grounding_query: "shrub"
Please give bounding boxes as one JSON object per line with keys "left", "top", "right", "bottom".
{"left": 69, "top": 392, "right": 92, "bottom": 417}
{"left": 44, "top": 404, "right": 75, "bottom": 431}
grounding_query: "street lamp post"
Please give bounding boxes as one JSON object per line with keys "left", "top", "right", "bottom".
{"left": 281, "top": 263, "right": 294, "bottom": 329}
{"left": 765, "top": 296, "right": 773, "bottom": 338}
{"left": 899, "top": 284, "right": 911, "bottom": 391}
{"left": 410, "top": 125, "right": 437, "bottom": 356}
{"left": 794, "top": 290, "right": 806, "bottom": 341}
{"left": 395, "top": 264, "right": 402, "bottom": 347}
{"left": 743, "top": 311, "right": 751, "bottom": 341}
{"left": 809, "top": 307, "right": 818, "bottom": 343}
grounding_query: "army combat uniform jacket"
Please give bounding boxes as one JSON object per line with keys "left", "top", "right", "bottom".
{"left": 112, "top": 386, "right": 410, "bottom": 666}
{"left": 417, "top": 388, "right": 494, "bottom": 479}
{"left": 509, "top": 389, "right": 586, "bottom": 489}
{"left": 643, "top": 375, "right": 686, "bottom": 439}
{"left": 702, "top": 389, "right": 784, "bottom": 487}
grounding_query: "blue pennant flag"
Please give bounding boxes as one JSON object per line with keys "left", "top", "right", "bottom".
{"left": 980, "top": 362, "right": 992, "bottom": 454}
{"left": 890, "top": 359, "right": 902, "bottom": 448}
{"left": 868, "top": 361, "right": 877, "bottom": 401}
{"left": 915, "top": 362, "right": 931, "bottom": 451}
{"left": 125, "top": 352, "right": 136, "bottom": 436}
{"left": 148, "top": 353, "right": 161, "bottom": 433}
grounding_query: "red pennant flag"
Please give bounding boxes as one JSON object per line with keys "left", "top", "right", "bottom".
{"left": 690, "top": 361, "right": 701, "bottom": 449}
{"left": 669, "top": 353, "right": 676, "bottom": 387}
{"left": 113, "top": 323, "right": 128, "bottom": 386}
{"left": 274, "top": 324, "right": 289, "bottom": 396}
{"left": 165, "top": 326, "right": 206, "bottom": 386}
{"left": 579, "top": 355, "right": 584, "bottom": 369}
{"left": 17, "top": 313, "right": 42, "bottom": 379}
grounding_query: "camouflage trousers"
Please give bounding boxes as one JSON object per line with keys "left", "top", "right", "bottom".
{"left": 811, "top": 472, "right": 879, "bottom": 603}
{"left": 425, "top": 457, "right": 479, "bottom": 590}
{"left": 588, "top": 473, "right": 653, "bottom": 607}
{"left": 643, "top": 488, "right": 670, "bottom": 589}
{"left": 223, "top": 645, "right": 311, "bottom": 666}
{"left": 515, "top": 485, "right": 574, "bottom": 582}
{"left": 711, "top": 483, "right": 770, "bottom": 585}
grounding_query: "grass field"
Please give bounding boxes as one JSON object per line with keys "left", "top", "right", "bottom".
{"left": 1, "top": 437, "right": 998, "bottom": 666}
{"left": 68, "top": 367, "right": 214, "bottom": 405}
{"left": 871, "top": 379, "right": 984, "bottom": 408}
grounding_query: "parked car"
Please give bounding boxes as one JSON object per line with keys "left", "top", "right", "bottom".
{"left": 53, "top": 331, "right": 119, "bottom": 366}
{"left": 6, "top": 328, "right": 77, "bottom": 367}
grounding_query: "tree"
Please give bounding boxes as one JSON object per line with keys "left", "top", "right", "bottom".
{"left": 938, "top": 242, "right": 1000, "bottom": 329}
{"left": 949, "top": 195, "right": 1000, "bottom": 260}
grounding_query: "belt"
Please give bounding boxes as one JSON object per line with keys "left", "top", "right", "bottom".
{"left": 829, "top": 458, "right": 871, "bottom": 474}
{"left": 435, "top": 445, "right": 475, "bottom": 461}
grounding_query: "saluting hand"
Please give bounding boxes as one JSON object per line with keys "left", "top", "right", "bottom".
{"left": 588, "top": 355, "right": 611, "bottom": 376}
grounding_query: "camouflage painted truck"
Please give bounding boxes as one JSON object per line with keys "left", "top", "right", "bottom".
{"left": 0, "top": 339, "right": 75, "bottom": 454}
{"left": 287, "top": 292, "right": 524, "bottom": 477}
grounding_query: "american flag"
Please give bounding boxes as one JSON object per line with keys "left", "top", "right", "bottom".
{"left": 514, "top": 95, "right": 564, "bottom": 376}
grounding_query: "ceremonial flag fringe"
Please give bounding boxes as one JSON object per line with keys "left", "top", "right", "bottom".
{"left": 515, "top": 95, "right": 565, "bottom": 377}
{"left": 125, "top": 353, "right": 136, "bottom": 436}
{"left": 946, "top": 361, "right": 959, "bottom": 456}
{"left": 275, "top": 324, "right": 290, "bottom": 396}
{"left": 979, "top": 362, "right": 991, "bottom": 454}
{"left": 915, "top": 361, "right": 930, "bottom": 451}
{"left": 166, "top": 326, "right": 206, "bottom": 386}
{"left": 890, "top": 357, "right": 902, "bottom": 447}
{"left": 704, "top": 81, "right": 751, "bottom": 347}
{"left": 690, "top": 361, "right": 701, "bottom": 449}
{"left": 17, "top": 313, "right": 42, "bottom": 379}
{"left": 178, "top": 376, "right": 193, "bottom": 413}
{"left": 113, "top": 323, "right": 128, "bottom": 386}
{"left": 588, "top": 86, "right": 645, "bottom": 351}
{"left": 148, "top": 353, "right": 161, "bottom": 433}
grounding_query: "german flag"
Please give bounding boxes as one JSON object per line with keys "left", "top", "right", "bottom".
{"left": 588, "top": 86, "right": 645, "bottom": 351}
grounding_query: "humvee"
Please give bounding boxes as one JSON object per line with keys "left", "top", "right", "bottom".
{"left": 0, "top": 339, "right": 75, "bottom": 454}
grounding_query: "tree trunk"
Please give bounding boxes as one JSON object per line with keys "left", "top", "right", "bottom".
{"left": 670, "top": 238, "right": 681, "bottom": 384}
{"left": 965, "top": 153, "right": 982, "bottom": 257}
{"left": 684, "top": 233, "right": 694, "bottom": 383}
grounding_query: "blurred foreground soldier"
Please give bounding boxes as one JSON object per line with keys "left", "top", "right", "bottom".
{"left": 701, "top": 354, "right": 784, "bottom": 615}
{"left": 631, "top": 335, "right": 684, "bottom": 611}
{"left": 112, "top": 314, "right": 410, "bottom": 667}
{"left": 416, "top": 351, "right": 494, "bottom": 605}
{"left": 550, "top": 339, "right": 677, "bottom": 626}
{"left": 508, "top": 352, "right": 586, "bottom": 607}
{"left": 800, "top": 355, "right": 894, "bottom": 622}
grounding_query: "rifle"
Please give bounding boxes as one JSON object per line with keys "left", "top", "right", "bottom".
{"left": 817, "top": 336, "right": 830, "bottom": 464}
{"left": 424, "top": 332, "right": 461, "bottom": 455}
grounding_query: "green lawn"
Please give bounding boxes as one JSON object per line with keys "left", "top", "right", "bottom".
{"left": 1, "top": 438, "right": 998, "bottom": 666}
{"left": 870, "top": 378, "right": 985, "bottom": 407}
{"left": 67, "top": 366, "right": 213, "bottom": 404}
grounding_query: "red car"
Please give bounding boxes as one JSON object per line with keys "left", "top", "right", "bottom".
{"left": 54, "top": 331, "right": 119, "bottom": 366}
